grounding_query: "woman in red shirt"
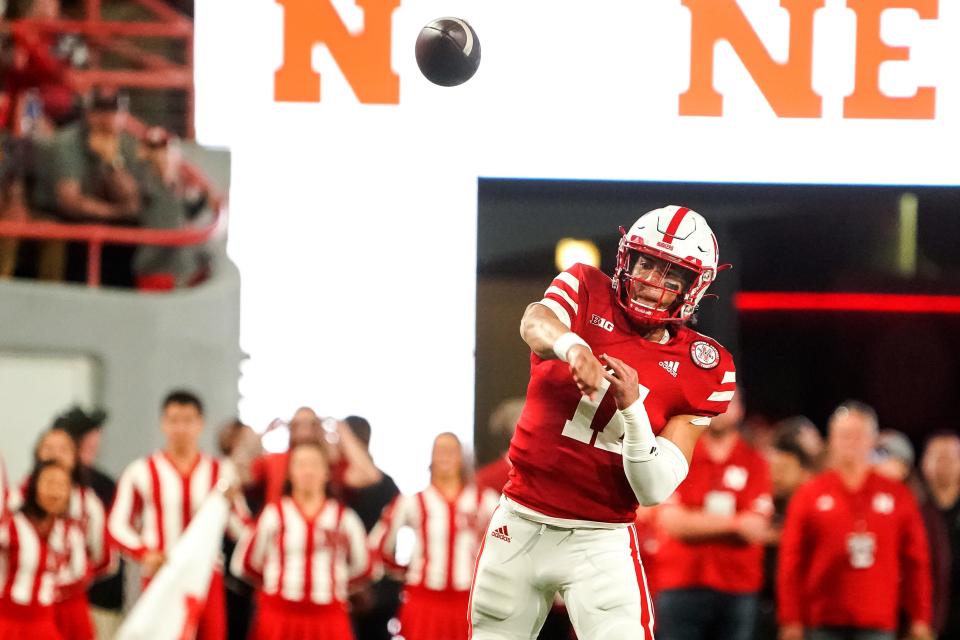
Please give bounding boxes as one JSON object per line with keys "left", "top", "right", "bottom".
{"left": 0, "top": 460, "right": 81, "bottom": 638}
{"left": 232, "top": 440, "right": 371, "bottom": 640}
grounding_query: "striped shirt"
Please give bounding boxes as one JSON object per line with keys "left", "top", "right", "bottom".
{"left": 108, "top": 452, "right": 245, "bottom": 560}
{"left": 232, "top": 497, "right": 370, "bottom": 604}
{"left": 370, "top": 484, "right": 499, "bottom": 592}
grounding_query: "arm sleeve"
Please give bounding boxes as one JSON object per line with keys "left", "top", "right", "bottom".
{"left": 900, "top": 490, "right": 933, "bottom": 625}
{"left": 776, "top": 486, "right": 811, "bottom": 626}
{"left": 219, "top": 459, "right": 254, "bottom": 540}
{"left": 537, "top": 264, "right": 587, "bottom": 331}
{"left": 343, "top": 509, "right": 373, "bottom": 587}
{"left": 743, "top": 456, "right": 774, "bottom": 518}
{"left": 230, "top": 504, "right": 277, "bottom": 586}
{"left": 84, "top": 491, "right": 118, "bottom": 580}
{"left": 107, "top": 462, "right": 148, "bottom": 561}
{"left": 368, "top": 495, "right": 410, "bottom": 574}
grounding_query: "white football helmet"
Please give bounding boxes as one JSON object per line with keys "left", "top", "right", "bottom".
{"left": 612, "top": 205, "right": 723, "bottom": 325}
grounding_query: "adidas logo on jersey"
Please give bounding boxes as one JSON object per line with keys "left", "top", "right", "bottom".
{"left": 659, "top": 360, "right": 679, "bottom": 377}
{"left": 491, "top": 526, "right": 511, "bottom": 542}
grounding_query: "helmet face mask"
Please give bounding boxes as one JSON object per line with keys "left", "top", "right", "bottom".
{"left": 613, "top": 206, "right": 721, "bottom": 326}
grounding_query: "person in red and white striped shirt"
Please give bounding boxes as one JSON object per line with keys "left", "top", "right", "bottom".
{"left": 370, "top": 433, "right": 499, "bottom": 640}
{"left": 32, "top": 427, "right": 116, "bottom": 640}
{"left": 108, "top": 390, "right": 244, "bottom": 640}
{"left": 0, "top": 461, "right": 83, "bottom": 639}
{"left": 231, "top": 440, "right": 371, "bottom": 639}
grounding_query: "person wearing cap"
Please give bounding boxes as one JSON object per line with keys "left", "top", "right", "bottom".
{"left": 132, "top": 125, "right": 218, "bottom": 290}
{"left": 56, "top": 406, "right": 126, "bottom": 640}
{"left": 29, "top": 86, "right": 142, "bottom": 282}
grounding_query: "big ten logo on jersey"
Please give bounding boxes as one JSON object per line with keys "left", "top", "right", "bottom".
{"left": 681, "top": 0, "right": 939, "bottom": 119}
{"left": 590, "top": 314, "right": 615, "bottom": 332}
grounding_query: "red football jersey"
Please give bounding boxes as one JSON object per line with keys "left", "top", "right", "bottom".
{"left": 656, "top": 436, "right": 773, "bottom": 593}
{"left": 504, "top": 264, "right": 736, "bottom": 524}
{"left": 777, "top": 470, "right": 932, "bottom": 631}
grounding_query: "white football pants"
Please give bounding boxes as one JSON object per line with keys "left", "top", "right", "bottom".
{"left": 468, "top": 503, "right": 655, "bottom": 640}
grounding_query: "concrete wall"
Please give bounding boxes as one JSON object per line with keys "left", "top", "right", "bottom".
{"left": 0, "top": 250, "right": 243, "bottom": 477}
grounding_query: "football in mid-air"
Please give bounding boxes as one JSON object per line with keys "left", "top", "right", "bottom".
{"left": 415, "top": 18, "right": 481, "bottom": 87}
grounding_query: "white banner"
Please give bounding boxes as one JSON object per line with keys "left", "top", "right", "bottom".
{"left": 115, "top": 486, "right": 230, "bottom": 640}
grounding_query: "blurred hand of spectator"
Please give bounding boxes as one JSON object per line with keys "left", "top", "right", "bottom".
{"left": 336, "top": 420, "right": 382, "bottom": 489}
{"left": 908, "top": 621, "right": 933, "bottom": 640}
{"left": 141, "top": 550, "right": 165, "bottom": 579}
{"left": 778, "top": 624, "right": 803, "bottom": 640}
{"left": 734, "top": 511, "right": 769, "bottom": 545}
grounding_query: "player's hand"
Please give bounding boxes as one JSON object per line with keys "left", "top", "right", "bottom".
{"left": 142, "top": 550, "right": 166, "bottom": 578}
{"left": 778, "top": 624, "right": 803, "bottom": 640}
{"left": 600, "top": 353, "right": 640, "bottom": 409}
{"left": 567, "top": 345, "right": 606, "bottom": 401}
{"left": 907, "top": 621, "right": 933, "bottom": 640}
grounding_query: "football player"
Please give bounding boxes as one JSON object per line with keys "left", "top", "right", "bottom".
{"left": 469, "top": 206, "right": 736, "bottom": 640}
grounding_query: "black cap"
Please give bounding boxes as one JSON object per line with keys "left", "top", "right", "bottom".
{"left": 87, "top": 87, "right": 128, "bottom": 112}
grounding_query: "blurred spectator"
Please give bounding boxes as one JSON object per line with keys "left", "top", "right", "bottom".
{"left": 55, "top": 406, "right": 126, "bottom": 640}
{"left": 231, "top": 441, "right": 370, "bottom": 640}
{"left": 30, "top": 426, "right": 116, "bottom": 640}
{"left": 655, "top": 390, "right": 773, "bottom": 640}
{"left": 919, "top": 431, "right": 960, "bottom": 638}
{"left": 756, "top": 421, "right": 817, "bottom": 640}
{"left": 133, "top": 126, "right": 216, "bottom": 291}
{"left": 28, "top": 87, "right": 140, "bottom": 282}
{"left": 248, "top": 407, "right": 324, "bottom": 507}
{"left": 777, "top": 401, "right": 932, "bottom": 640}
{"left": 337, "top": 415, "right": 401, "bottom": 640}
{"left": 369, "top": 433, "right": 498, "bottom": 640}
{"left": 216, "top": 418, "right": 259, "bottom": 640}
{"left": 109, "top": 389, "right": 248, "bottom": 640}
{"left": 0, "top": 129, "right": 29, "bottom": 277}
{"left": 475, "top": 397, "right": 523, "bottom": 495}
{"left": 1, "top": 0, "right": 86, "bottom": 132}
{"left": 0, "top": 461, "right": 79, "bottom": 638}
{"left": 874, "top": 430, "right": 918, "bottom": 487}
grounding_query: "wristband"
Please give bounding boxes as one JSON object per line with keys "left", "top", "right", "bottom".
{"left": 553, "top": 332, "right": 590, "bottom": 363}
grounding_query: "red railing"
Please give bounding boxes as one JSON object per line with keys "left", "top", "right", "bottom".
{"left": 0, "top": 206, "right": 226, "bottom": 288}
{"left": 10, "top": 0, "right": 195, "bottom": 135}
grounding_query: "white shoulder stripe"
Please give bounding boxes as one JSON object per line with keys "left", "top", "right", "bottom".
{"left": 538, "top": 299, "right": 571, "bottom": 328}
{"left": 722, "top": 371, "right": 736, "bottom": 384}
{"left": 708, "top": 390, "right": 735, "bottom": 402}
{"left": 555, "top": 271, "right": 580, "bottom": 293}
{"left": 545, "top": 286, "right": 578, "bottom": 313}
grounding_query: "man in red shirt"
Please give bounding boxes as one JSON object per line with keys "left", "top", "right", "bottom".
{"left": 655, "top": 389, "right": 772, "bottom": 640}
{"left": 469, "top": 206, "right": 737, "bottom": 640}
{"left": 777, "top": 401, "right": 932, "bottom": 640}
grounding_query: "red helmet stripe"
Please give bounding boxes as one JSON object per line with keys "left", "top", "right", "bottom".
{"left": 662, "top": 207, "right": 690, "bottom": 243}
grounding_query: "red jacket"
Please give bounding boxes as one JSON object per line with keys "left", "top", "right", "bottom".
{"left": 656, "top": 436, "right": 772, "bottom": 593}
{"left": 777, "top": 470, "right": 931, "bottom": 630}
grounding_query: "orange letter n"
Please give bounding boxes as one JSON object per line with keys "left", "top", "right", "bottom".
{"left": 275, "top": 0, "right": 400, "bottom": 104}
{"left": 680, "top": 0, "right": 824, "bottom": 117}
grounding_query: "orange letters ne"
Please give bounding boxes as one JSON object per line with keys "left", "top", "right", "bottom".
{"left": 844, "top": 0, "right": 938, "bottom": 119}
{"left": 274, "top": 0, "right": 400, "bottom": 104}
{"left": 681, "top": 0, "right": 938, "bottom": 119}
